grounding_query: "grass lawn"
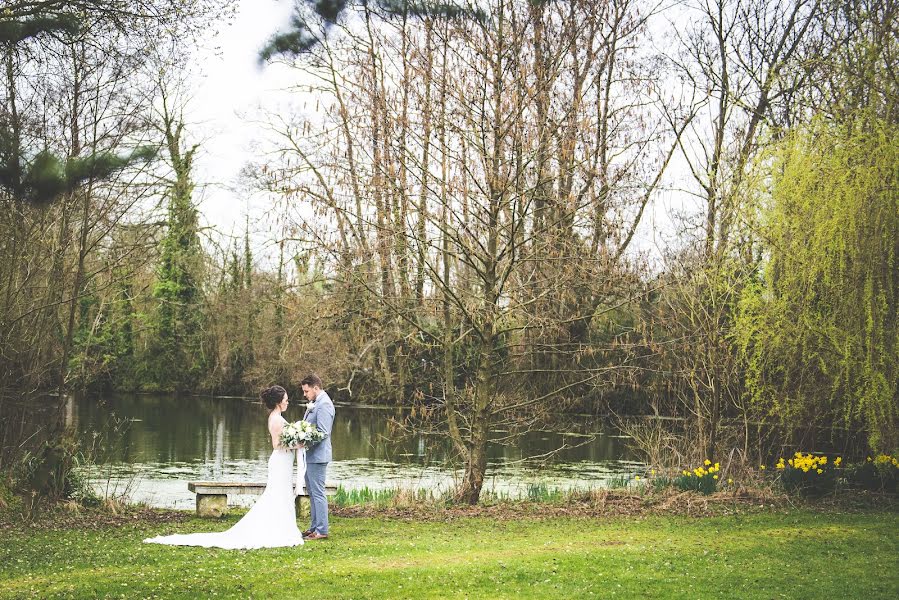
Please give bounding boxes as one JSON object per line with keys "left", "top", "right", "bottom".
{"left": 0, "top": 508, "right": 897, "bottom": 599}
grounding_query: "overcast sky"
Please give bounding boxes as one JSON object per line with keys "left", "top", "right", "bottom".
{"left": 187, "top": 0, "right": 295, "bottom": 245}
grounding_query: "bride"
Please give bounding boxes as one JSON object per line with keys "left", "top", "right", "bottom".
{"left": 144, "top": 385, "right": 304, "bottom": 549}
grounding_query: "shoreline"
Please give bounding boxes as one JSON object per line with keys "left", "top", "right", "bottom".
{"left": 3, "top": 487, "right": 895, "bottom": 533}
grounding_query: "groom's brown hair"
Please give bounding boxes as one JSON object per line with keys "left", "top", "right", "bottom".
{"left": 300, "top": 374, "right": 323, "bottom": 389}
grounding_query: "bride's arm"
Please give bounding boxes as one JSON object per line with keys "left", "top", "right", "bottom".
{"left": 269, "top": 418, "right": 284, "bottom": 449}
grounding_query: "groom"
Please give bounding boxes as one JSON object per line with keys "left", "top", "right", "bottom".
{"left": 300, "top": 373, "right": 334, "bottom": 540}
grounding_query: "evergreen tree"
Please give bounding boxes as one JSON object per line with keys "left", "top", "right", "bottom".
{"left": 149, "top": 112, "right": 206, "bottom": 394}
{"left": 242, "top": 221, "right": 256, "bottom": 375}
{"left": 259, "top": 0, "right": 485, "bottom": 60}
{"left": 0, "top": 4, "right": 155, "bottom": 206}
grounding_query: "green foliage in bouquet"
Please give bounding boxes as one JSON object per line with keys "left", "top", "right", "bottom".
{"left": 280, "top": 420, "right": 325, "bottom": 449}
{"left": 846, "top": 454, "right": 898, "bottom": 493}
{"left": 674, "top": 460, "right": 719, "bottom": 495}
{"left": 775, "top": 452, "right": 839, "bottom": 496}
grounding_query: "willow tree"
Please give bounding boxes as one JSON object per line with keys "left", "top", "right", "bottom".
{"left": 737, "top": 117, "right": 898, "bottom": 452}
{"left": 649, "top": 0, "right": 823, "bottom": 463}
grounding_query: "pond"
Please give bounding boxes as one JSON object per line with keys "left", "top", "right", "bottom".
{"left": 67, "top": 394, "right": 644, "bottom": 509}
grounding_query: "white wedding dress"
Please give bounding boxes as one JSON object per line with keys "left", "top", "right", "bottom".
{"left": 144, "top": 417, "right": 304, "bottom": 549}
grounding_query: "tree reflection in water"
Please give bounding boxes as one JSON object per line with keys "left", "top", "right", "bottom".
{"left": 69, "top": 394, "right": 643, "bottom": 508}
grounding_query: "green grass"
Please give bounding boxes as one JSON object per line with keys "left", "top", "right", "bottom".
{"left": 525, "top": 483, "right": 565, "bottom": 502}
{"left": 605, "top": 475, "right": 634, "bottom": 489}
{"left": 0, "top": 509, "right": 897, "bottom": 599}
{"left": 333, "top": 486, "right": 407, "bottom": 508}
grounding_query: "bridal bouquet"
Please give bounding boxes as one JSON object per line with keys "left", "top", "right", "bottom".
{"left": 280, "top": 420, "right": 325, "bottom": 449}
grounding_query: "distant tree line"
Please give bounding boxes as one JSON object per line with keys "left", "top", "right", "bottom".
{"left": 1, "top": 0, "right": 895, "bottom": 503}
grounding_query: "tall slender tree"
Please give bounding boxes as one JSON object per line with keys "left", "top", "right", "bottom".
{"left": 148, "top": 80, "right": 206, "bottom": 394}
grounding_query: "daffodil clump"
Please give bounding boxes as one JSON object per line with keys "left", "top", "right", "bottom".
{"left": 873, "top": 454, "right": 899, "bottom": 469}
{"left": 674, "top": 459, "right": 720, "bottom": 495}
{"left": 847, "top": 454, "right": 899, "bottom": 493}
{"left": 775, "top": 452, "right": 839, "bottom": 496}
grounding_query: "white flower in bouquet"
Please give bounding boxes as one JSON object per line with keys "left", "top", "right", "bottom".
{"left": 279, "top": 420, "right": 325, "bottom": 449}
{"left": 279, "top": 422, "right": 303, "bottom": 449}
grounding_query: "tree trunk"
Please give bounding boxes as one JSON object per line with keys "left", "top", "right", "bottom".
{"left": 459, "top": 396, "right": 491, "bottom": 504}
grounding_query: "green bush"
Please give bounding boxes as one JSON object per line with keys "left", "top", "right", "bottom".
{"left": 846, "top": 455, "right": 898, "bottom": 493}
{"left": 14, "top": 436, "right": 83, "bottom": 502}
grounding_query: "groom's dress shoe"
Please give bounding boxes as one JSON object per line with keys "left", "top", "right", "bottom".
{"left": 302, "top": 529, "right": 314, "bottom": 537}
{"left": 304, "top": 532, "right": 328, "bottom": 540}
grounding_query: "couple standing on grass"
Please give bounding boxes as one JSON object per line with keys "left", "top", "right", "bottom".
{"left": 144, "top": 374, "right": 335, "bottom": 549}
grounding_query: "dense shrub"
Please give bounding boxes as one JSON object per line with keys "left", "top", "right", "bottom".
{"left": 846, "top": 455, "right": 898, "bottom": 493}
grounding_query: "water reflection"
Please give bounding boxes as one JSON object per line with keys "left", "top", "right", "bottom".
{"left": 70, "top": 394, "right": 643, "bottom": 509}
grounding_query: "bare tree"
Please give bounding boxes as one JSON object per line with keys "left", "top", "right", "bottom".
{"left": 644, "top": 0, "right": 824, "bottom": 462}
{"left": 255, "top": 0, "right": 686, "bottom": 502}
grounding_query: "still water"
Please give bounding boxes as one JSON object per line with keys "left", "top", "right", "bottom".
{"left": 68, "top": 394, "right": 643, "bottom": 509}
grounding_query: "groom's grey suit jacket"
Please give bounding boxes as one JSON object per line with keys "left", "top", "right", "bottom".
{"left": 303, "top": 390, "right": 335, "bottom": 463}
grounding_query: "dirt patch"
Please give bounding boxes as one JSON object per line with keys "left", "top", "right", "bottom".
{"left": 0, "top": 504, "right": 191, "bottom": 533}
{"left": 329, "top": 489, "right": 771, "bottom": 522}
{"left": 1, "top": 488, "right": 893, "bottom": 531}
{"left": 330, "top": 488, "right": 897, "bottom": 522}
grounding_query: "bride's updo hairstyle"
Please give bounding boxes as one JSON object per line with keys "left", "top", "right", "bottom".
{"left": 260, "top": 385, "right": 287, "bottom": 411}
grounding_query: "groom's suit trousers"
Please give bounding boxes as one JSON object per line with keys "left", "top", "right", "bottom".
{"left": 305, "top": 462, "right": 329, "bottom": 534}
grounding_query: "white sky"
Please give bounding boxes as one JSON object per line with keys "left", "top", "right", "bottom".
{"left": 187, "top": 0, "right": 296, "bottom": 248}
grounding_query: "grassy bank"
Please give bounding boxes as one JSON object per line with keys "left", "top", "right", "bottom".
{"left": 1, "top": 504, "right": 897, "bottom": 599}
